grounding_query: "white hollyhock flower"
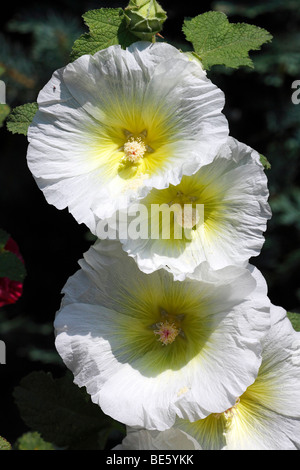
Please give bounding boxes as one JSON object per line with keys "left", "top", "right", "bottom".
{"left": 112, "top": 137, "right": 271, "bottom": 280}
{"left": 170, "top": 304, "right": 300, "bottom": 450}
{"left": 54, "top": 240, "right": 270, "bottom": 430}
{"left": 27, "top": 41, "right": 228, "bottom": 234}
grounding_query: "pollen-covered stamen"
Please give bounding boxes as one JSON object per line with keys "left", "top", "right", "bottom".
{"left": 154, "top": 320, "right": 180, "bottom": 346}
{"left": 214, "top": 397, "right": 240, "bottom": 420}
{"left": 149, "top": 307, "right": 186, "bottom": 346}
{"left": 123, "top": 137, "right": 147, "bottom": 163}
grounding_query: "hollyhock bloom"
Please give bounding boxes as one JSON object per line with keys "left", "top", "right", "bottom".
{"left": 113, "top": 137, "right": 271, "bottom": 280}
{"left": 0, "top": 238, "right": 24, "bottom": 308}
{"left": 54, "top": 240, "right": 270, "bottom": 430}
{"left": 26, "top": 41, "right": 228, "bottom": 234}
{"left": 123, "top": 304, "right": 299, "bottom": 450}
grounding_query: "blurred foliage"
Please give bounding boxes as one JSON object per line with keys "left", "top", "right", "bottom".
{"left": 0, "top": 8, "right": 84, "bottom": 106}
{"left": 14, "top": 431, "right": 55, "bottom": 450}
{"left": 0, "top": 435, "right": 12, "bottom": 450}
{"left": 13, "top": 371, "right": 125, "bottom": 450}
{"left": 0, "top": 0, "right": 299, "bottom": 449}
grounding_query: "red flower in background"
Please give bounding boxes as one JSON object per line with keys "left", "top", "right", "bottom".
{"left": 0, "top": 237, "right": 24, "bottom": 307}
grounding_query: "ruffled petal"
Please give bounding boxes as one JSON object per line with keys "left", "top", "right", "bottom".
{"left": 54, "top": 240, "right": 270, "bottom": 430}
{"left": 27, "top": 42, "right": 228, "bottom": 233}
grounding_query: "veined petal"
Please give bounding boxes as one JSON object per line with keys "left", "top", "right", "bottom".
{"left": 244, "top": 304, "right": 300, "bottom": 418}
{"left": 173, "top": 303, "right": 300, "bottom": 450}
{"left": 54, "top": 240, "right": 270, "bottom": 430}
{"left": 115, "top": 427, "right": 201, "bottom": 450}
{"left": 112, "top": 137, "right": 271, "bottom": 279}
{"left": 27, "top": 42, "right": 228, "bottom": 233}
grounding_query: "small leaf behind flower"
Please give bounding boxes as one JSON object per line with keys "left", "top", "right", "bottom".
{"left": 6, "top": 102, "right": 38, "bottom": 136}
{"left": 70, "top": 8, "right": 137, "bottom": 61}
{"left": 287, "top": 312, "right": 300, "bottom": 332}
{"left": 182, "top": 11, "right": 272, "bottom": 70}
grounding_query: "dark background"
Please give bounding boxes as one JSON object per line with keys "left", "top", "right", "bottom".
{"left": 0, "top": 0, "right": 299, "bottom": 447}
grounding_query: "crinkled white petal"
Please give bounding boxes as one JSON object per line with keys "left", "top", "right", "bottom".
{"left": 109, "top": 137, "right": 271, "bottom": 279}
{"left": 246, "top": 303, "right": 300, "bottom": 418}
{"left": 174, "top": 302, "right": 300, "bottom": 450}
{"left": 115, "top": 426, "right": 201, "bottom": 450}
{"left": 27, "top": 42, "right": 228, "bottom": 233}
{"left": 54, "top": 240, "right": 270, "bottom": 430}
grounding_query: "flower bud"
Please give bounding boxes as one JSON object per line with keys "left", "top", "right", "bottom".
{"left": 124, "top": 0, "right": 167, "bottom": 41}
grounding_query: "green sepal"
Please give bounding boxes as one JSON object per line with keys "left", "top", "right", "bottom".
{"left": 260, "top": 153, "right": 271, "bottom": 170}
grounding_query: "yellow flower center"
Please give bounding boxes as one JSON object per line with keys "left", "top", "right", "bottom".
{"left": 150, "top": 308, "right": 185, "bottom": 346}
{"left": 120, "top": 129, "right": 154, "bottom": 164}
{"left": 154, "top": 320, "right": 180, "bottom": 345}
{"left": 123, "top": 137, "right": 147, "bottom": 163}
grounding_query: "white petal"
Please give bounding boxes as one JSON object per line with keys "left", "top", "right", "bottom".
{"left": 248, "top": 304, "right": 300, "bottom": 418}
{"left": 54, "top": 240, "right": 270, "bottom": 430}
{"left": 117, "top": 426, "right": 201, "bottom": 450}
{"left": 27, "top": 42, "right": 228, "bottom": 232}
{"left": 115, "top": 137, "right": 271, "bottom": 278}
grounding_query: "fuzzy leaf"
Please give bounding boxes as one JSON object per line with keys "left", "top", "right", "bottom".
{"left": 0, "top": 436, "right": 11, "bottom": 450}
{"left": 14, "top": 432, "right": 55, "bottom": 450}
{"left": 182, "top": 11, "right": 272, "bottom": 70}
{"left": 70, "top": 8, "right": 137, "bottom": 61}
{"left": 13, "top": 371, "right": 124, "bottom": 450}
{"left": 6, "top": 102, "right": 38, "bottom": 136}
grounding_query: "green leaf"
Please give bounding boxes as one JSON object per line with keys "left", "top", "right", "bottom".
{"left": 0, "top": 228, "right": 10, "bottom": 250}
{"left": 6, "top": 102, "right": 38, "bottom": 136}
{"left": 0, "top": 250, "right": 26, "bottom": 282}
{"left": 0, "top": 104, "right": 10, "bottom": 128}
{"left": 287, "top": 312, "right": 300, "bottom": 332}
{"left": 70, "top": 8, "right": 138, "bottom": 61}
{"left": 0, "top": 436, "right": 12, "bottom": 450}
{"left": 13, "top": 371, "right": 124, "bottom": 450}
{"left": 182, "top": 11, "right": 272, "bottom": 70}
{"left": 259, "top": 153, "right": 271, "bottom": 170}
{"left": 14, "top": 432, "right": 55, "bottom": 450}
